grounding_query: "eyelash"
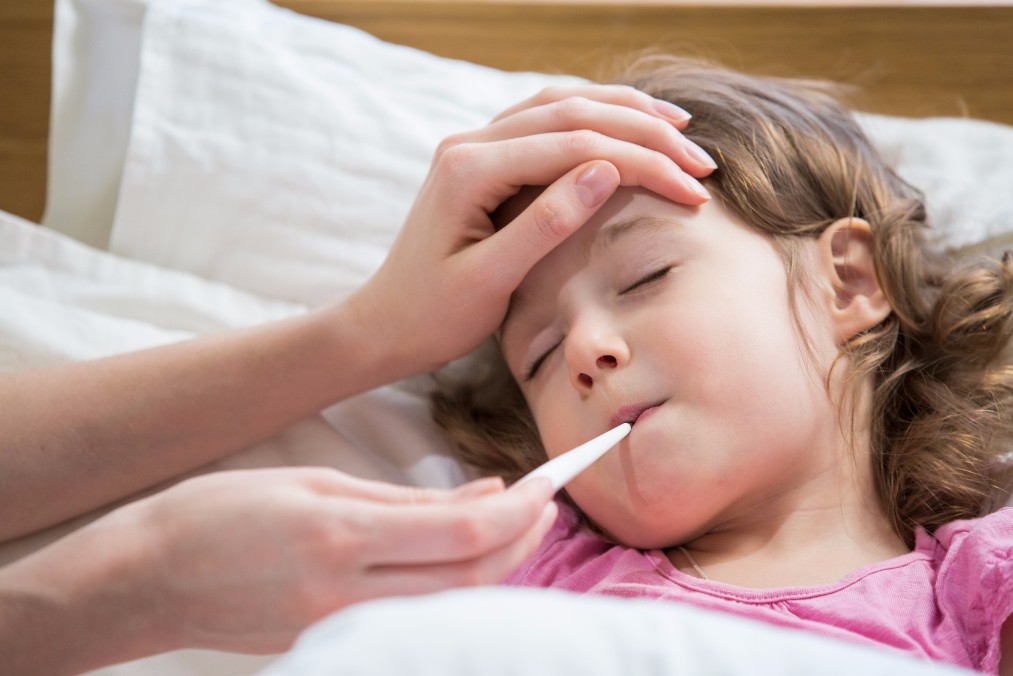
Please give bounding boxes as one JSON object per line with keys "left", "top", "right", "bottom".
{"left": 523, "top": 339, "right": 561, "bottom": 382}
{"left": 619, "top": 266, "right": 672, "bottom": 295}
{"left": 522, "top": 266, "right": 673, "bottom": 382}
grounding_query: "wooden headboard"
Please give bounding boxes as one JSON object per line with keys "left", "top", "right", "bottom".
{"left": 2, "top": 1, "right": 1011, "bottom": 225}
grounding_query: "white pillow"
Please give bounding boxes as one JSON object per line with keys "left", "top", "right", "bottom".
{"left": 109, "top": 0, "right": 580, "bottom": 305}
{"left": 45, "top": 0, "right": 150, "bottom": 249}
{"left": 858, "top": 113, "right": 1013, "bottom": 252}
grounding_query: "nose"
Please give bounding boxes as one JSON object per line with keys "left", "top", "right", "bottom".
{"left": 564, "top": 317, "right": 630, "bottom": 392}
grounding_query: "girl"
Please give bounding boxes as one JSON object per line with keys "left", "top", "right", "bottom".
{"left": 431, "top": 57, "right": 1013, "bottom": 674}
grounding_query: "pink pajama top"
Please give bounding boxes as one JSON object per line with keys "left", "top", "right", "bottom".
{"left": 506, "top": 501, "right": 1013, "bottom": 674}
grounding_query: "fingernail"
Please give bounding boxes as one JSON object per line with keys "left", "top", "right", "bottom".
{"left": 536, "top": 500, "right": 559, "bottom": 531}
{"left": 681, "top": 173, "right": 711, "bottom": 201}
{"left": 512, "top": 476, "right": 554, "bottom": 497}
{"left": 653, "top": 98, "right": 692, "bottom": 123}
{"left": 575, "top": 163, "right": 616, "bottom": 208}
{"left": 454, "top": 476, "right": 505, "bottom": 498}
{"left": 685, "top": 141, "right": 717, "bottom": 170}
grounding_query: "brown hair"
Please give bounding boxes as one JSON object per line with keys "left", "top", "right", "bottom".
{"left": 430, "top": 56, "right": 1013, "bottom": 545}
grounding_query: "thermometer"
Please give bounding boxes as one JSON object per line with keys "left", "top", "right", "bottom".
{"left": 514, "top": 422, "right": 631, "bottom": 491}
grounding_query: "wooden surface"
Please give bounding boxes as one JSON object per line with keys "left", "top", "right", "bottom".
{"left": 1, "top": 1, "right": 1011, "bottom": 224}
{"left": 279, "top": 2, "right": 1013, "bottom": 121}
{"left": 0, "top": 1, "right": 53, "bottom": 224}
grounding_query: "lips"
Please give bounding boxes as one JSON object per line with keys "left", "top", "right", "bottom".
{"left": 609, "top": 400, "right": 666, "bottom": 429}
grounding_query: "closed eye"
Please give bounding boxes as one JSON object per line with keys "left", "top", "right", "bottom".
{"left": 620, "top": 266, "right": 672, "bottom": 295}
{"left": 523, "top": 338, "right": 562, "bottom": 382}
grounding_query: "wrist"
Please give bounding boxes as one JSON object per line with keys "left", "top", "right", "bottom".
{"left": 332, "top": 286, "right": 438, "bottom": 385}
{"left": 0, "top": 505, "right": 172, "bottom": 674}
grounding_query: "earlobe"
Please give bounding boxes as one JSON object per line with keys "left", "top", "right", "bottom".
{"left": 818, "top": 217, "right": 892, "bottom": 343}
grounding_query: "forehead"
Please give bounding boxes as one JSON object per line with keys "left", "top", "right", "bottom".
{"left": 500, "top": 188, "right": 695, "bottom": 330}
{"left": 513, "top": 187, "right": 693, "bottom": 272}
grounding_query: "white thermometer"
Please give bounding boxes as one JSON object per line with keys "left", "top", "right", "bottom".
{"left": 514, "top": 422, "right": 631, "bottom": 491}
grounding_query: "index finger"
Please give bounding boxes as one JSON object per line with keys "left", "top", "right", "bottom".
{"left": 355, "top": 478, "right": 555, "bottom": 566}
{"left": 492, "top": 84, "right": 692, "bottom": 129}
{"left": 465, "top": 97, "right": 714, "bottom": 179}
{"left": 298, "top": 468, "right": 504, "bottom": 505}
{"left": 358, "top": 500, "right": 559, "bottom": 599}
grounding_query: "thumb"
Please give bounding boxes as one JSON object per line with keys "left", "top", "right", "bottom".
{"left": 478, "top": 160, "right": 620, "bottom": 285}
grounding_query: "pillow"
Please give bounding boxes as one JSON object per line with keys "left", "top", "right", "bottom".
{"left": 45, "top": 0, "right": 150, "bottom": 249}
{"left": 857, "top": 113, "right": 1013, "bottom": 254}
{"left": 108, "top": 0, "right": 581, "bottom": 305}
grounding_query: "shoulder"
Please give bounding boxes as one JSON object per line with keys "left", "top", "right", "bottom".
{"left": 933, "top": 506, "right": 1013, "bottom": 552}
{"left": 928, "top": 507, "right": 1013, "bottom": 672}
{"left": 930, "top": 507, "right": 1013, "bottom": 594}
{"left": 928, "top": 507, "right": 1013, "bottom": 598}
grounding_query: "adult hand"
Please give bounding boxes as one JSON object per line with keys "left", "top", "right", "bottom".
{"left": 349, "top": 85, "right": 717, "bottom": 378}
{"left": 144, "top": 469, "right": 556, "bottom": 652}
{"left": 0, "top": 468, "right": 556, "bottom": 673}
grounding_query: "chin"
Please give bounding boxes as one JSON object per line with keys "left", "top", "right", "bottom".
{"left": 609, "top": 528, "right": 679, "bottom": 551}
{"left": 584, "top": 508, "right": 684, "bottom": 550}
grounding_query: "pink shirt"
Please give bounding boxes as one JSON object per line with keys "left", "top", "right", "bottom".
{"left": 506, "top": 500, "right": 1013, "bottom": 673}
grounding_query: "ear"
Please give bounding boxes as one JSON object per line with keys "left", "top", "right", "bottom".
{"left": 816, "top": 217, "right": 892, "bottom": 344}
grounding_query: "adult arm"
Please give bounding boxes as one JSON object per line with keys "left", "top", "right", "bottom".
{"left": 0, "top": 85, "right": 713, "bottom": 540}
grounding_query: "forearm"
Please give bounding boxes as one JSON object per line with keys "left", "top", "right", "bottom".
{"left": 0, "top": 508, "right": 165, "bottom": 675}
{"left": 0, "top": 300, "right": 405, "bottom": 540}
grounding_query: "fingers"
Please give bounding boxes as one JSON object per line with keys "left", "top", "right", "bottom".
{"left": 357, "top": 499, "right": 559, "bottom": 600}
{"left": 469, "top": 95, "right": 715, "bottom": 178}
{"left": 436, "top": 131, "right": 709, "bottom": 214}
{"left": 433, "top": 83, "right": 715, "bottom": 212}
{"left": 358, "top": 477, "right": 555, "bottom": 566}
{"left": 291, "top": 467, "right": 503, "bottom": 506}
{"left": 450, "top": 476, "right": 507, "bottom": 499}
{"left": 492, "top": 84, "right": 691, "bottom": 130}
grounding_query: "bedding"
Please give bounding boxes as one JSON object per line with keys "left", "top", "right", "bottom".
{"left": 262, "top": 588, "right": 969, "bottom": 676}
{"left": 1, "top": 0, "right": 1011, "bottom": 673}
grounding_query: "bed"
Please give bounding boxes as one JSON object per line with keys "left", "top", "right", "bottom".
{"left": 0, "top": 0, "right": 1011, "bottom": 674}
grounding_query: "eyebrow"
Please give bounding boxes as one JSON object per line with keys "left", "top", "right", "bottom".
{"left": 500, "top": 215, "right": 684, "bottom": 341}
{"left": 591, "top": 215, "right": 683, "bottom": 258}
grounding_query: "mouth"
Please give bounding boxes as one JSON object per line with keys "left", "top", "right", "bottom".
{"left": 609, "top": 400, "right": 667, "bottom": 429}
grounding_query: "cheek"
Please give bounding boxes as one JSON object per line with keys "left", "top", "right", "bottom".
{"left": 656, "top": 266, "right": 815, "bottom": 408}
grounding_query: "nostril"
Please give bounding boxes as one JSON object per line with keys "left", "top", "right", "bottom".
{"left": 597, "top": 355, "right": 617, "bottom": 368}
{"left": 578, "top": 373, "right": 593, "bottom": 388}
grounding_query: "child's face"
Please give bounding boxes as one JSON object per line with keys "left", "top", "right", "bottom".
{"left": 498, "top": 188, "right": 842, "bottom": 549}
